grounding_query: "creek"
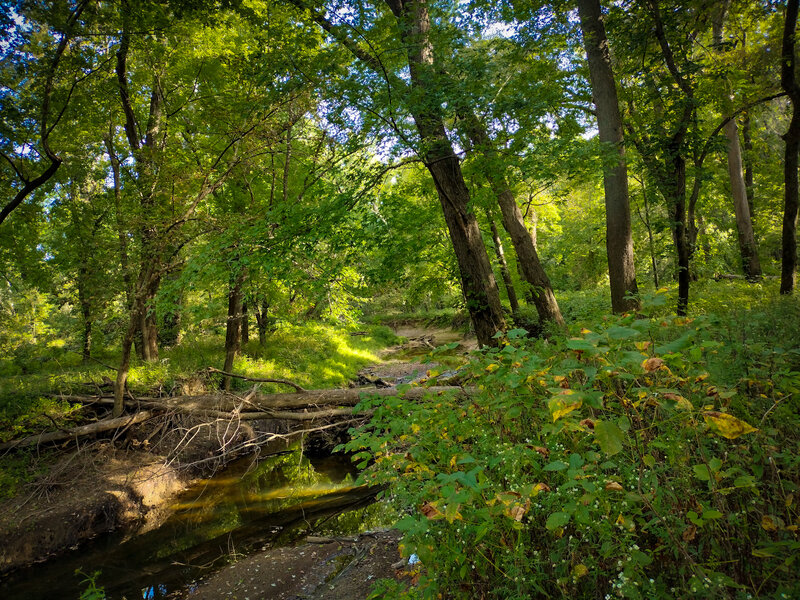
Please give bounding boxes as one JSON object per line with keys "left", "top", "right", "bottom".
{"left": 0, "top": 447, "right": 386, "bottom": 600}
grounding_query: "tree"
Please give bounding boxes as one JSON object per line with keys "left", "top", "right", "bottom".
{"left": 286, "top": 0, "right": 507, "bottom": 346}
{"left": 0, "top": 1, "right": 91, "bottom": 226}
{"left": 576, "top": 0, "right": 639, "bottom": 313}
{"left": 713, "top": 1, "right": 761, "bottom": 281}
{"left": 781, "top": 0, "right": 800, "bottom": 294}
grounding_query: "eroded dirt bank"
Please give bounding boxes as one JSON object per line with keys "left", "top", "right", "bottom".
{"left": 0, "top": 444, "right": 188, "bottom": 573}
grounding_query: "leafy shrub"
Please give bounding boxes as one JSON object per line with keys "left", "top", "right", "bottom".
{"left": 345, "top": 304, "right": 800, "bottom": 599}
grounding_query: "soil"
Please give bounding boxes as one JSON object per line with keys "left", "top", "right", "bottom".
{"left": 182, "top": 530, "right": 408, "bottom": 600}
{"left": 0, "top": 442, "right": 188, "bottom": 573}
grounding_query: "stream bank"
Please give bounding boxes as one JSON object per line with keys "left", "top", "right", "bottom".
{"left": 0, "top": 324, "right": 473, "bottom": 599}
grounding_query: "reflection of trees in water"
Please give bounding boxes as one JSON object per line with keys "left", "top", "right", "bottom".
{"left": 151, "top": 446, "right": 348, "bottom": 559}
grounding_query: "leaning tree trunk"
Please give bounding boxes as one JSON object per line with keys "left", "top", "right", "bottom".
{"left": 577, "top": 0, "right": 640, "bottom": 313}
{"left": 486, "top": 210, "right": 520, "bottom": 319}
{"left": 724, "top": 120, "right": 762, "bottom": 280}
{"left": 713, "top": 5, "right": 761, "bottom": 281}
{"left": 781, "top": 0, "right": 800, "bottom": 295}
{"left": 385, "top": 0, "right": 505, "bottom": 346}
{"left": 460, "top": 112, "right": 564, "bottom": 327}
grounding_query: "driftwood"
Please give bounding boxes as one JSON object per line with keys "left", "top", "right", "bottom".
{"left": 0, "top": 411, "right": 154, "bottom": 451}
{"left": 5, "top": 386, "right": 467, "bottom": 451}
{"left": 206, "top": 367, "right": 307, "bottom": 392}
{"left": 54, "top": 385, "right": 463, "bottom": 412}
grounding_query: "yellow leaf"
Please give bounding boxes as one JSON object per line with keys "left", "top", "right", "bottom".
{"left": 449, "top": 455, "right": 457, "bottom": 468}
{"left": 761, "top": 515, "right": 778, "bottom": 531}
{"left": 533, "top": 482, "right": 551, "bottom": 494}
{"left": 572, "top": 564, "right": 589, "bottom": 578}
{"left": 580, "top": 328, "right": 592, "bottom": 334}
{"left": 615, "top": 514, "right": 635, "bottom": 531}
{"left": 703, "top": 411, "right": 758, "bottom": 439}
{"left": 548, "top": 396, "right": 582, "bottom": 421}
{"left": 485, "top": 363, "right": 499, "bottom": 372}
{"left": 663, "top": 392, "right": 693, "bottom": 410}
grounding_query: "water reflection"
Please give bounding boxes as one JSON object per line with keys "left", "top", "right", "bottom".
{"left": 0, "top": 447, "right": 386, "bottom": 600}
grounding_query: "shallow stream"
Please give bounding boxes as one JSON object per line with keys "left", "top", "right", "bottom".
{"left": 0, "top": 448, "right": 383, "bottom": 600}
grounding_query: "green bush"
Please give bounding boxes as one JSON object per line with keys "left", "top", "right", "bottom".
{"left": 345, "top": 298, "right": 800, "bottom": 599}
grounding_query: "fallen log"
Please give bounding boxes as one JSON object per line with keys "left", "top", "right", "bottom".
{"left": 3, "top": 386, "right": 468, "bottom": 451}
{"left": 0, "top": 411, "right": 154, "bottom": 451}
{"left": 50, "top": 385, "right": 466, "bottom": 412}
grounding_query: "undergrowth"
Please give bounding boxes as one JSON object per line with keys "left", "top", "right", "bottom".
{"left": 343, "top": 284, "right": 800, "bottom": 599}
{"left": 0, "top": 322, "right": 398, "bottom": 498}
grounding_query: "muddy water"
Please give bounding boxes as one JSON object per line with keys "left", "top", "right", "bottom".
{"left": 0, "top": 449, "right": 384, "bottom": 600}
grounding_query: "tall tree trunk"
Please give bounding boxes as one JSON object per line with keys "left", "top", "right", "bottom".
{"left": 103, "top": 129, "right": 143, "bottom": 358}
{"left": 781, "top": 0, "right": 800, "bottom": 295}
{"left": 486, "top": 210, "right": 520, "bottom": 318}
{"left": 577, "top": 0, "right": 640, "bottom": 313}
{"left": 724, "top": 120, "right": 762, "bottom": 280}
{"left": 255, "top": 298, "right": 270, "bottom": 346}
{"left": 669, "top": 153, "right": 690, "bottom": 315}
{"left": 78, "top": 262, "right": 92, "bottom": 362}
{"left": 460, "top": 113, "right": 564, "bottom": 327}
{"left": 634, "top": 180, "right": 660, "bottom": 288}
{"left": 222, "top": 271, "right": 245, "bottom": 391}
{"left": 742, "top": 114, "right": 755, "bottom": 221}
{"left": 385, "top": 0, "right": 505, "bottom": 346}
{"left": 241, "top": 301, "right": 249, "bottom": 345}
{"left": 713, "top": 4, "right": 761, "bottom": 281}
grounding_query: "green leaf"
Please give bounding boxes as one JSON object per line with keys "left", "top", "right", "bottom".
{"left": 693, "top": 464, "right": 712, "bottom": 481}
{"left": 545, "top": 511, "right": 571, "bottom": 530}
{"left": 605, "top": 326, "right": 641, "bottom": 340}
{"left": 594, "top": 420, "right": 624, "bottom": 456}
{"left": 544, "top": 460, "right": 569, "bottom": 471}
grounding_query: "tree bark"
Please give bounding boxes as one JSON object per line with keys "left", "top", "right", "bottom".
{"left": 782, "top": 0, "right": 800, "bottom": 295}
{"left": 241, "top": 301, "right": 249, "bottom": 345}
{"left": 0, "top": 411, "right": 154, "bottom": 451}
{"left": 460, "top": 113, "right": 564, "bottom": 326}
{"left": 577, "top": 0, "right": 640, "bottom": 313}
{"left": 222, "top": 271, "right": 245, "bottom": 391}
{"left": 713, "top": 4, "right": 761, "bottom": 281}
{"left": 724, "top": 120, "right": 762, "bottom": 280}
{"left": 255, "top": 298, "right": 270, "bottom": 346}
{"left": 486, "top": 210, "right": 520, "bottom": 318}
{"left": 742, "top": 114, "right": 755, "bottom": 221}
{"left": 78, "top": 261, "right": 92, "bottom": 362}
{"left": 670, "top": 153, "right": 691, "bottom": 315}
{"left": 384, "top": 0, "right": 506, "bottom": 346}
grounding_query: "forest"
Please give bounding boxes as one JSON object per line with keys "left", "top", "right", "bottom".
{"left": 1, "top": 0, "right": 799, "bottom": 598}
